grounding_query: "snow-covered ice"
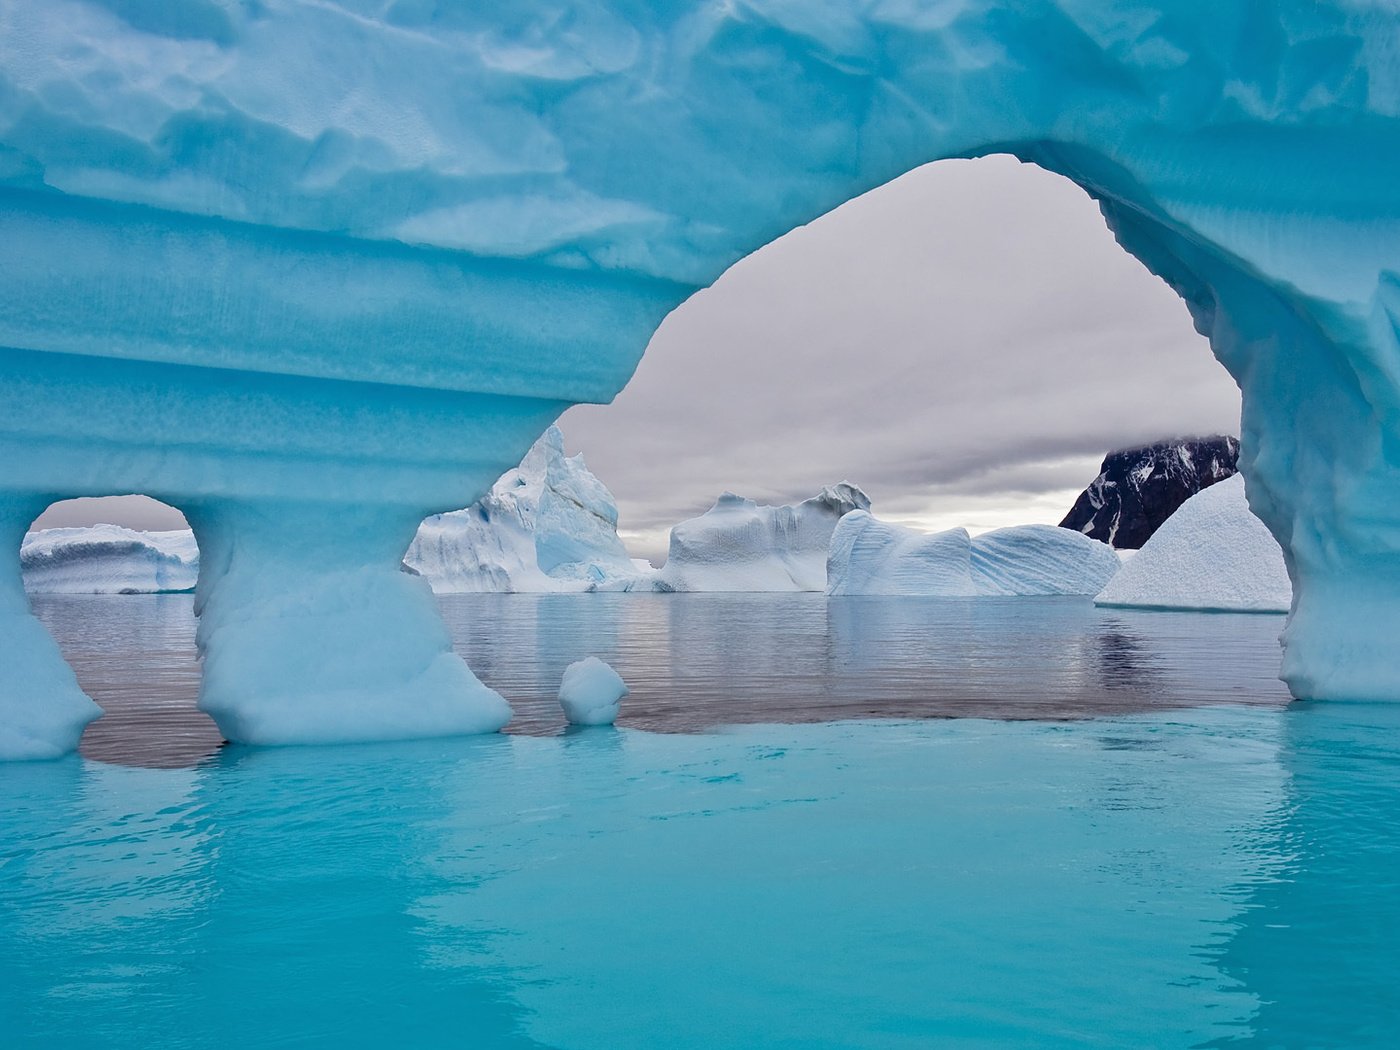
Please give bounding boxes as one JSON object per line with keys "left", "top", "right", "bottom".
{"left": 22, "top": 525, "right": 198, "bottom": 594}
{"left": 972, "top": 525, "right": 1123, "bottom": 596}
{"left": 1095, "top": 476, "right": 1291, "bottom": 614}
{"left": 647, "top": 485, "right": 869, "bottom": 592}
{"left": 558, "top": 657, "right": 629, "bottom": 726}
{"left": 827, "top": 514, "right": 976, "bottom": 597}
{"left": 405, "top": 427, "right": 639, "bottom": 593}
{"left": 827, "top": 514, "right": 1120, "bottom": 597}
{"left": 3, "top": 1, "right": 1399, "bottom": 754}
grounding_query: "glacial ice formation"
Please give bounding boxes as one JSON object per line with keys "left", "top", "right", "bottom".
{"left": 22, "top": 525, "right": 198, "bottom": 595}
{"left": 827, "top": 514, "right": 1120, "bottom": 597}
{"left": 405, "top": 426, "right": 640, "bottom": 592}
{"left": 1095, "top": 476, "right": 1292, "bottom": 614}
{"left": 558, "top": 657, "right": 629, "bottom": 726}
{"left": 3, "top": 2, "right": 1400, "bottom": 755}
{"left": 649, "top": 485, "right": 870, "bottom": 592}
{"left": 973, "top": 525, "right": 1123, "bottom": 597}
{"left": 19, "top": 429, "right": 641, "bottom": 598}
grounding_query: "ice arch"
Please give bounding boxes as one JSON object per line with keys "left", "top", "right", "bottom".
{"left": 2, "top": 1, "right": 1398, "bottom": 756}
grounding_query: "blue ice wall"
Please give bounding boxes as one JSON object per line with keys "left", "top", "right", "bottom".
{"left": 3, "top": 1, "right": 1399, "bottom": 754}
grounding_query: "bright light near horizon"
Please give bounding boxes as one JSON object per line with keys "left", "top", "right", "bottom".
{"left": 883, "top": 488, "right": 1092, "bottom": 538}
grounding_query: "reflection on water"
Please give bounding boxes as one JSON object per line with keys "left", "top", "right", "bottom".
{"left": 30, "top": 594, "right": 215, "bottom": 769}
{"left": 442, "top": 593, "right": 1291, "bottom": 731}
{"left": 1199, "top": 700, "right": 1400, "bottom": 1047}
{"left": 30, "top": 593, "right": 1291, "bottom": 768}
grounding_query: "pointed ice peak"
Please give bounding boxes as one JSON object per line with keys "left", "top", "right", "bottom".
{"left": 811, "top": 482, "right": 871, "bottom": 517}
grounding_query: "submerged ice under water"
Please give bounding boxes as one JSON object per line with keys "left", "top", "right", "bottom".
{"left": 3, "top": 701, "right": 1400, "bottom": 1048}
{"left": 26, "top": 594, "right": 1292, "bottom": 766}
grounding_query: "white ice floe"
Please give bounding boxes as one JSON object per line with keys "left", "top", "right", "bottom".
{"left": 827, "top": 513, "right": 1119, "bottom": 597}
{"left": 1094, "top": 475, "right": 1291, "bottom": 613}
{"left": 559, "top": 657, "right": 629, "bottom": 726}
{"left": 406, "top": 426, "right": 640, "bottom": 593}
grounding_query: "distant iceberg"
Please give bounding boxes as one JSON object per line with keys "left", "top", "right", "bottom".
{"left": 23, "top": 429, "right": 642, "bottom": 597}
{"left": 1094, "top": 475, "right": 1291, "bottom": 613}
{"left": 827, "top": 513, "right": 1120, "bottom": 597}
{"left": 404, "top": 426, "right": 643, "bottom": 593}
{"left": 644, "top": 484, "right": 870, "bottom": 592}
{"left": 22, "top": 525, "right": 198, "bottom": 595}
{"left": 973, "top": 525, "right": 1124, "bottom": 596}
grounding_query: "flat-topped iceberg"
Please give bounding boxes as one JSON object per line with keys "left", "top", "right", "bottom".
{"left": 647, "top": 485, "right": 869, "bottom": 592}
{"left": 828, "top": 513, "right": 1121, "bottom": 597}
{"left": 1095, "top": 476, "right": 1291, "bottom": 614}
{"left": 405, "top": 427, "right": 640, "bottom": 593}
{"left": 21, "top": 525, "right": 198, "bottom": 595}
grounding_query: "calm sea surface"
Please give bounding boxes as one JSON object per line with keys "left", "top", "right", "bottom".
{"left": 28, "top": 592, "right": 1292, "bottom": 767}
{"left": 6, "top": 594, "right": 1398, "bottom": 1047}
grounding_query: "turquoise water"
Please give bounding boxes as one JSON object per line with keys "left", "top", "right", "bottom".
{"left": 5, "top": 597, "right": 1398, "bottom": 1046}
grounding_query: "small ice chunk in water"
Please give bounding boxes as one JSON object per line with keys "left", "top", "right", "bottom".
{"left": 559, "top": 658, "right": 629, "bottom": 726}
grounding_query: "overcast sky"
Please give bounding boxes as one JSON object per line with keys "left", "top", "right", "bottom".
{"left": 34, "top": 155, "right": 1241, "bottom": 560}
{"left": 562, "top": 154, "right": 1241, "bottom": 562}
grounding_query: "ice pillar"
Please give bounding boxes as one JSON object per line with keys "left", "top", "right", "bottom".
{"left": 0, "top": 496, "right": 101, "bottom": 759}
{"left": 187, "top": 499, "right": 510, "bottom": 746}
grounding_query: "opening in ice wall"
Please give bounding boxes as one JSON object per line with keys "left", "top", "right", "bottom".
{"left": 22, "top": 496, "right": 216, "bottom": 767}
{"left": 561, "top": 155, "right": 1244, "bottom": 562}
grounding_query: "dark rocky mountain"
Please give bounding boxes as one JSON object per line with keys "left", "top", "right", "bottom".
{"left": 1060, "top": 436, "right": 1240, "bottom": 549}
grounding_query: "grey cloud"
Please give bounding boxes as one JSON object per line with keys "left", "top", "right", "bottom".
{"left": 31, "top": 495, "right": 189, "bottom": 532}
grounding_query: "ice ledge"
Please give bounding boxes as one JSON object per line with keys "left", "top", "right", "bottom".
{"left": 0, "top": 189, "right": 690, "bottom": 404}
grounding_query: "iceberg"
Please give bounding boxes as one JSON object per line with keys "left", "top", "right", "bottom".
{"left": 3, "top": 2, "right": 1400, "bottom": 754}
{"left": 827, "top": 514, "right": 1120, "bottom": 597}
{"left": 22, "top": 525, "right": 198, "bottom": 595}
{"left": 972, "top": 525, "right": 1123, "bottom": 597}
{"left": 405, "top": 426, "right": 640, "bottom": 593}
{"left": 1095, "top": 476, "right": 1292, "bottom": 614}
{"left": 18, "top": 428, "right": 640, "bottom": 599}
{"left": 649, "top": 485, "right": 869, "bottom": 592}
{"left": 558, "top": 657, "right": 629, "bottom": 727}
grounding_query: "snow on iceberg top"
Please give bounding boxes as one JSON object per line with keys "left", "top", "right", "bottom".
{"left": 1094, "top": 475, "right": 1292, "bottom": 614}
